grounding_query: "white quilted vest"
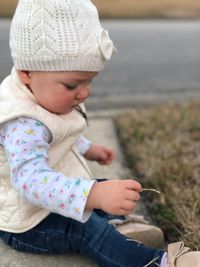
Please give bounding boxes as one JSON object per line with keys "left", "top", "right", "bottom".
{"left": 0, "top": 67, "right": 92, "bottom": 233}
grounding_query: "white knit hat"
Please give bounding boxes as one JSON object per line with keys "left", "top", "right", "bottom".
{"left": 10, "top": 0, "right": 116, "bottom": 72}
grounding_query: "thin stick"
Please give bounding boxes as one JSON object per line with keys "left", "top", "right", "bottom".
{"left": 142, "top": 188, "right": 161, "bottom": 194}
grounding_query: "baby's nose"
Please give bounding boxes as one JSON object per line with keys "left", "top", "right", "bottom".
{"left": 76, "top": 86, "right": 90, "bottom": 101}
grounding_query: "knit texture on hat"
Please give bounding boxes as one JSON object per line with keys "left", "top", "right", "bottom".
{"left": 10, "top": 0, "right": 114, "bottom": 72}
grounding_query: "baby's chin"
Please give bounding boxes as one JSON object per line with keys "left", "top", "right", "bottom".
{"left": 45, "top": 106, "right": 74, "bottom": 115}
{"left": 58, "top": 108, "right": 74, "bottom": 115}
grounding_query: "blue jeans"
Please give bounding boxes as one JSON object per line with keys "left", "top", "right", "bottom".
{"left": 0, "top": 211, "right": 164, "bottom": 267}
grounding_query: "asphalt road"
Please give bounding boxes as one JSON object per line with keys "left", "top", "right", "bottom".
{"left": 1, "top": 18, "right": 200, "bottom": 109}
{"left": 99, "top": 20, "right": 200, "bottom": 93}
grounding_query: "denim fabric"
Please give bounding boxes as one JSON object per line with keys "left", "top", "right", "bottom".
{"left": 0, "top": 179, "right": 165, "bottom": 266}
{"left": 0, "top": 211, "right": 164, "bottom": 267}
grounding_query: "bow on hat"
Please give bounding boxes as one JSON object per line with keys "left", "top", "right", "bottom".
{"left": 99, "top": 29, "right": 117, "bottom": 60}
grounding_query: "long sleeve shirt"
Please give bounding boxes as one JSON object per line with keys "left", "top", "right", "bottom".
{"left": 0, "top": 117, "right": 95, "bottom": 223}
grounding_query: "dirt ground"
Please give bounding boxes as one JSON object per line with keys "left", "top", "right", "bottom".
{"left": 1, "top": 0, "right": 200, "bottom": 18}
{"left": 115, "top": 101, "right": 200, "bottom": 250}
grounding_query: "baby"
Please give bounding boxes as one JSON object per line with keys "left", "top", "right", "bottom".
{"left": 0, "top": 1, "right": 199, "bottom": 266}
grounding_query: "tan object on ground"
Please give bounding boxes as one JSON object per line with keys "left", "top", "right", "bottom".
{"left": 144, "top": 241, "right": 200, "bottom": 267}
{"left": 109, "top": 214, "right": 165, "bottom": 249}
{"left": 167, "top": 242, "right": 200, "bottom": 267}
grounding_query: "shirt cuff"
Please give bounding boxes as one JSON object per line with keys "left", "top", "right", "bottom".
{"left": 76, "top": 135, "right": 92, "bottom": 155}
{"left": 68, "top": 179, "right": 96, "bottom": 223}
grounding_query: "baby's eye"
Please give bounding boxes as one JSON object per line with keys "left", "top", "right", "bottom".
{"left": 64, "top": 84, "right": 77, "bottom": 90}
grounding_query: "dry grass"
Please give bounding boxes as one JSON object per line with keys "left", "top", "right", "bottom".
{"left": 1, "top": 0, "right": 200, "bottom": 18}
{"left": 0, "top": 0, "right": 18, "bottom": 17}
{"left": 93, "top": 0, "right": 200, "bottom": 18}
{"left": 115, "top": 101, "right": 200, "bottom": 250}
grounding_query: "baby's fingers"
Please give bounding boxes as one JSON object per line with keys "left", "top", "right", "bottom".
{"left": 119, "top": 206, "right": 137, "bottom": 216}
{"left": 126, "top": 190, "right": 141, "bottom": 202}
{"left": 125, "top": 179, "right": 142, "bottom": 192}
{"left": 123, "top": 200, "right": 137, "bottom": 212}
{"left": 98, "top": 153, "right": 113, "bottom": 165}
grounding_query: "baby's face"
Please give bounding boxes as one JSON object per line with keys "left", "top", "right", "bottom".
{"left": 18, "top": 71, "right": 98, "bottom": 114}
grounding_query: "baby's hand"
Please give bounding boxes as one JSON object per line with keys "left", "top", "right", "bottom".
{"left": 84, "top": 144, "right": 115, "bottom": 165}
{"left": 86, "top": 179, "right": 142, "bottom": 216}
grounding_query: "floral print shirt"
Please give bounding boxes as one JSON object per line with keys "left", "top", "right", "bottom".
{"left": 0, "top": 117, "right": 95, "bottom": 223}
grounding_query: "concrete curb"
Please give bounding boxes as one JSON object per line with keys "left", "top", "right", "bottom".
{"left": 86, "top": 89, "right": 200, "bottom": 111}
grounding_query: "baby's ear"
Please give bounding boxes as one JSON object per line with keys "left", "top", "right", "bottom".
{"left": 17, "top": 70, "right": 31, "bottom": 85}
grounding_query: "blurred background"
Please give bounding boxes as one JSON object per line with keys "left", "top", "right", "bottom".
{"left": 1, "top": 0, "right": 199, "bottom": 251}
{"left": 1, "top": 0, "right": 200, "bottom": 109}
{"left": 1, "top": 0, "right": 200, "bottom": 18}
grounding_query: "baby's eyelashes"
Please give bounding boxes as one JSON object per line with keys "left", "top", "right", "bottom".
{"left": 63, "top": 84, "right": 78, "bottom": 90}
